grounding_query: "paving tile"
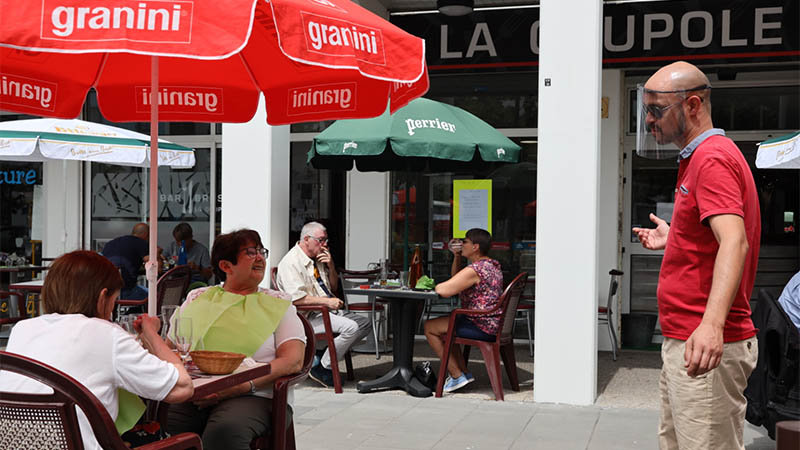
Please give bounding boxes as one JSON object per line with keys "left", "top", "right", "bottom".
{"left": 510, "top": 405, "right": 599, "bottom": 450}
{"left": 587, "top": 408, "right": 658, "bottom": 450}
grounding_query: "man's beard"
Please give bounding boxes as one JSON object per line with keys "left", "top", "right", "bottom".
{"left": 653, "top": 108, "right": 686, "bottom": 145}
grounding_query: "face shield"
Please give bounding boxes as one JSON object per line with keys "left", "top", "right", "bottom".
{"left": 635, "top": 84, "right": 711, "bottom": 160}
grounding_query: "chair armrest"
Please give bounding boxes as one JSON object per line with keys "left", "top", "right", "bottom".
{"left": 295, "top": 304, "right": 327, "bottom": 313}
{"left": 0, "top": 316, "right": 26, "bottom": 326}
{"left": 116, "top": 299, "right": 147, "bottom": 307}
{"left": 134, "top": 432, "right": 202, "bottom": 450}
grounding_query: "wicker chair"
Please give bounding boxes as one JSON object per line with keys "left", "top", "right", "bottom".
{"left": 435, "top": 272, "right": 528, "bottom": 401}
{"left": 0, "top": 351, "right": 202, "bottom": 450}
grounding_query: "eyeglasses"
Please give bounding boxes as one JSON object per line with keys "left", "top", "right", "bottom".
{"left": 308, "top": 236, "right": 328, "bottom": 244}
{"left": 643, "top": 85, "right": 710, "bottom": 119}
{"left": 241, "top": 246, "right": 269, "bottom": 259}
{"left": 644, "top": 99, "right": 684, "bottom": 120}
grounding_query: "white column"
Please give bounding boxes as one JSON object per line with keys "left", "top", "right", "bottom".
{"left": 534, "top": 0, "right": 603, "bottom": 405}
{"left": 597, "top": 69, "right": 623, "bottom": 352}
{"left": 222, "top": 96, "right": 290, "bottom": 289}
{"left": 346, "top": 171, "right": 390, "bottom": 270}
{"left": 42, "top": 160, "right": 82, "bottom": 258}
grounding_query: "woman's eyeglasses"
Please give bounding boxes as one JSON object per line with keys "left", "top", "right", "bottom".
{"left": 241, "top": 246, "right": 269, "bottom": 259}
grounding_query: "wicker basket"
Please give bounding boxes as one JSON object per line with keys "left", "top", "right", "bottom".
{"left": 189, "top": 350, "right": 246, "bottom": 375}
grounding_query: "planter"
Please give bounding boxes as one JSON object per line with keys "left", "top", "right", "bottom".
{"left": 622, "top": 313, "right": 658, "bottom": 348}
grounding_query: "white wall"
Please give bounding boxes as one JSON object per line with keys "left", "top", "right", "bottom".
{"left": 222, "top": 96, "right": 290, "bottom": 288}
{"left": 346, "top": 171, "right": 390, "bottom": 270}
{"left": 42, "top": 160, "right": 82, "bottom": 258}
{"left": 534, "top": 0, "right": 602, "bottom": 405}
{"left": 597, "top": 69, "right": 623, "bottom": 352}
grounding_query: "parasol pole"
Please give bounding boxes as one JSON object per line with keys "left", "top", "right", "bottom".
{"left": 146, "top": 55, "right": 160, "bottom": 317}
{"left": 403, "top": 172, "right": 409, "bottom": 269}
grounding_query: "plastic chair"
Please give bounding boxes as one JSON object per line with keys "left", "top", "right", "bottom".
{"left": 249, "top": 313, "right": 315, "bottom": 450}
{"left": 338, "top": 268, "right": 388, "bottom": 359}
{"left": 271, "top": 267, "right": 353, "bottom": 393}
{"left": 0, "top": 351, "right": 202, "bottom": 450}
{"left": 599, "top": 269, "right": 623, "bottom": 361}
{"left": 435, "top": 272, "right": 528, "bottom": 401}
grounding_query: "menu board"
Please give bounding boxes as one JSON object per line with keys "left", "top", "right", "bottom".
{"left": 453, "top": 179, "right": 492, "bottom": 238}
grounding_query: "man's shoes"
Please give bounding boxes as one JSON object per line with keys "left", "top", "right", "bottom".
{"left": 309, "top": 364, "right": 335, "bottom": 388}
{"left": 443, "top": 372, "right": 474, "bottom": 393}
{"left": 312, "top": 355, "right": 321, "bottom": 369}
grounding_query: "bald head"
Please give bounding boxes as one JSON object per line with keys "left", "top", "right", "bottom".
{"left": 644, "top": 61, "right": 712, "bottom": 111}
{"left": 131, "top": 223, "right": 149, "bottom": 240}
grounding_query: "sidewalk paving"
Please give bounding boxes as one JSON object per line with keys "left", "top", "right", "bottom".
{"left": 293, "top": 342, "right": 773, "bottom": 450}
{"left": 292, "top": 390, "right": 773, "bottom": 450}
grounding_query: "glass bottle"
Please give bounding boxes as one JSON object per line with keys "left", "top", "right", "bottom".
{"left": 408, "top": 245, "right": 423, "bottom": 288}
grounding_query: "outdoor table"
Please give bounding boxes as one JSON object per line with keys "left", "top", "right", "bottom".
{"left": 188, "top": 361, "right": 271, "bottom": 402}
{"left": 345, "top": 286, "right": 438, "bottom": 398}
{"left": 0, "top": 265, "right": 47, "bottom": 287}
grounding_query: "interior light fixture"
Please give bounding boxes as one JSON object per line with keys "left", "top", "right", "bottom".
{"left": 437, "top": 0, "right": 474, "bottom": 16}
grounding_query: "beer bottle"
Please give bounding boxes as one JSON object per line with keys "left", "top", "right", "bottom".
{"left": 408, "top": 245, "right": 424, "bottom": 288}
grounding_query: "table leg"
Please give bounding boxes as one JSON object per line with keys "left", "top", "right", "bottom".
{"left": 357, "top": 297, "right": 431, "bottom": 397}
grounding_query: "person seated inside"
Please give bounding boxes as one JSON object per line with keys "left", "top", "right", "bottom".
{"left": 778, "top": 270, "right": 800, "bottom": 333}
{"left": 102, "top": 222, "right": 154, "bottom": 300}
{"left": 275, "top": 221, "right": 371, "bottom": 388}
{"left": 163, "top": 222, "right": 213, "bottom": 290}
{"left": 424, "top": 228, "right": 503, "bottom": 393}
{"left": 166, "top": 229, "right": 306, "bottom": 450}
{"left": 0, "top": 250, "right": 194, "bottom": 450}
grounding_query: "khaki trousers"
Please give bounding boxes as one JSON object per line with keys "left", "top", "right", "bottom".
{"left": 658, "top": 336, "right": 758, "bottom": 450}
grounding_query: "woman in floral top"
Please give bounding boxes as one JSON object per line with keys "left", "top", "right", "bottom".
{"left": 424, "top": 228, "right": 503, "bottom": 393}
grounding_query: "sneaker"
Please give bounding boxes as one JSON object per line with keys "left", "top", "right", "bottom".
{"left": 309, "top": 364, "right": 335, "bottom": 388}
{"left": 312, "top": 355, "right": 321, "bottom": 369}
{"left": 443, "top": 373, "right": 474, "bottom": 393}
{"left": 464, "top": 372, "right": 475, "bottom": 382}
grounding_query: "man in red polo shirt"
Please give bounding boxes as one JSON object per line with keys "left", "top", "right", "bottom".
{"left": 633, "top": 61, "right": 759, "bottom": 450}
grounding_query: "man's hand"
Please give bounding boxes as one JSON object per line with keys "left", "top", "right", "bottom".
{"left": 316, "top": 249, "right": 333, "bottom": 266}
{"left": 327, "top": 297, "right": 344, "bottom": 311}
{"left": 684, "top": 321, "right": 724, "bottom": 377}
{"left": 632, "top": 213, "right": 670, "bottom": 250}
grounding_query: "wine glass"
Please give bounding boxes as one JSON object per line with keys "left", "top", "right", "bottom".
{"left": 174, "top": 317, "right": 193, "bottom": 368}
{"left": 118, "top": 314, "right": 137, "bottom": 335}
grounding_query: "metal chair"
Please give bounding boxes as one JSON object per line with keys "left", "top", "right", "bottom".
{"left": 0, "top": 290, "right": 27, "bottom": 346}
{"left": 271, "top": 267, "right": 353, "bottom": 393}
{"left": 0, "top": 351, "right": 202, "bottom": 450}
{"left": 435, "top": 272, "right": 528, "bottom": 401}
{"left": 116, "top": 265, "right": 192, "bottom": 314}
{"left": 338, "top": 268, "right": 388, "bottom": 359}
{"left": 249, "top": 313, "right": 315, "bottom": 450}
{"left": 599, "top": 269, "right": 623, "bottom": 361}
{"left": 515, "top": 294, "right": 534, "bottom": 357}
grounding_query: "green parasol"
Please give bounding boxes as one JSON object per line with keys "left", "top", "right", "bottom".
{"left": 308, "top": 98, "right": 520, "bottom": 265}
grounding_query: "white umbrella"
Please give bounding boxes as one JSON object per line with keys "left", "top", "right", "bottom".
{"left": 755, "top": 131, "right": 800, "bottom": 169}
{"left": 0, "top": 118, "right": 195, "bottom": 168}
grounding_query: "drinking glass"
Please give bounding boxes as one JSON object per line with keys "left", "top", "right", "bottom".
{"left": 161, "top": 305, "right": 179, "bottom": 340}
{"left": 400, "top": 271, "right": 409, "bottom": 289}
{"left": 175, "top": 317, "right": 193, "bottom": 368}
{"left": 118, "top": 314, "right": 137, "bottom": 335}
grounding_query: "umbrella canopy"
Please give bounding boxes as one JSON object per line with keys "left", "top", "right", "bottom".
{"left": 308, "top": 98, "right": 520, "bottom": 172}
{"left": 756, "top": 131, "right": 800, "bottom": 169}
{"left": 0, "top": 0, "right": 429, "bottom": 316}
{"left": 0, "top": 118, "right": 195, "bottom": 168}
{"left": 0, "top": 0, "right": 428, "bottom": 124}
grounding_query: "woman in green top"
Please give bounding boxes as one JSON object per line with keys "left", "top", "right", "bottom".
{"left": 167, "top": 229, "right": 306, "bottom": 450}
